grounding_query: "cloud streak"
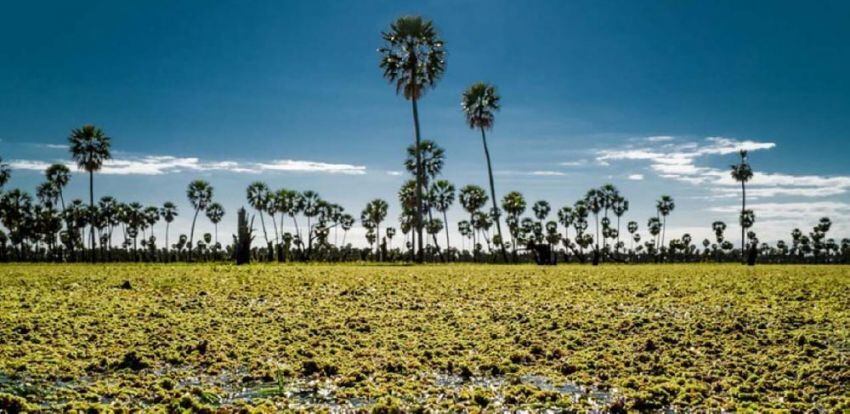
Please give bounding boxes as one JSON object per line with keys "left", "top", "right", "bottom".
{"left": 10, "top": 155, "right": 367, "bottom": 175}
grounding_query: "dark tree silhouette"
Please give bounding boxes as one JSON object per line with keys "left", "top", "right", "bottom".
{"left": 68, "top": 125, "right": 111, "bottom": 256}
{"left": 186, "top": 180, "right": 213, "bottom": 252}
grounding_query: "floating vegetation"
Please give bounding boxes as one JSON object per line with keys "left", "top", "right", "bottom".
{"left": 0, "top": 264, "right": 848, "bottom": 411}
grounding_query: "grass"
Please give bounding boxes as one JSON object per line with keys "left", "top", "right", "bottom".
{"left": 1, "top": 263, "right": 848, "bottom": 412}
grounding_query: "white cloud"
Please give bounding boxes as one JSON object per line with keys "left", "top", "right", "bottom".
{"left": 530, "top": 170, "right": 567, "bottom": 176}
{"left": 385, "top": 170, "right": 403, "bottom": 176}
{"left": 559, "top": 160, "right": 587, "bottom": 167}
{"left": 255, "top": 160, "right": 366, "bottom": 175}
{"left": 597, "top": 136, "right": 850, "bottom": 199}
{"left": 645, "top": 135, "right": 674, "bottom": 142}
{"left": 627, "top": 174, "right": 644, "bottom": 180}
{"left": 10, "top": 155, "right": 368, "bottom": 175}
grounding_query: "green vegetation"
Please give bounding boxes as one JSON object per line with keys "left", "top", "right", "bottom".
{"left": 1, "top": 264, "right": 848, "bottom": 412}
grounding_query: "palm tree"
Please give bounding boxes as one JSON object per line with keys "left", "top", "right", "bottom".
{"left": 405, "top": 140, "right": 445, "bottom": 186}
{"left": 339, "top": 213, "right": 354, "bottom": 246}
{"left": 429, "top": 179, "right": 455, "bottom": 257}
{"left": 502, "top": 191, "right": 526, "bottom": 260}
{"left": 143, "top": 206, "right": 160, "bottom": 245}
{"left": 0, "top": 158, "right": 10, "bottom": 189}
{"left": 45, "top": 164, "right": 70, "bottom": 211}
{"left": 205, "top": 202, "right": 225, "bottom": 245}
{"left": 282, "top": 190, "right": 304, "bottom": 249}
{"left": 627, "top": 221, "right": 638, "bottom": 251}
{"left": 459, "top": 185, "right": 487, "bottom": 259}
{"left": 406, "top": 140, "right": 446, "bottom": 251}
{"left": 247, "top": 182, "right": 271, "bottom": 246}
{"left": 301, "top": 191, "right": 321, "bottom": 255}
{"left": 379, "top": 15, "right": 446, "bottom": 263}
{"left": 462, "top": 82, "right": 508, "bottom": 262}
{"left": 656, "top": 195, "right": 675, "bottom": 251}
{"left": 584, "top": 189, "right": 604, "bottom": 257}
{"left": 362, "top": 199, "right": 389, "bottom": 257}
{"left": 731, "top": 150, "right": 754, "bottom": 261}
{"left": 186, "top": 180, "right": 213, "bottom": 251}
{"left": 611, "top": 196, "right": 629, "bottom": 252}
{"left": 68, "top": 125, "right": 111, "bottom": 255}
{"left": 160, "top": 202, "right": 178, "bottom": 250}
{"left": 532, "top": 200, "right": 550, "bottom": 222}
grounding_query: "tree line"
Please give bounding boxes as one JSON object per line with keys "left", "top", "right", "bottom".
{"left": 0, "top": 16, "right": 846, "bottom": 264}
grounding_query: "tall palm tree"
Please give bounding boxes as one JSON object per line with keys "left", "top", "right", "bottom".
{"left": 45, "top": 164, "right": 70, "bottom": 211}
{"left": 429, "top": 179, "right": 455, "bottom": 256}
{"left": 160, "top": 202, "right": 178, "bottom": 250}
{"left": 246, "top": 182, "right": 271, "bottom": 246}
{"left": 461, "top": 82, "right": 508, "bottom": 262}
{"left": 379, "top": 15, "right": 446, "bottom": 263}
{"left": 731, "top": 150, "right": 754, "bottom": 261}
{"left": 186, "top": 180, "right": 213, "bottom": 251}
{"left": 68, "top": 125, "right": 111, "bottom": 255}
{"left": 205, "top": 202, "right": 225, "bottom": 245}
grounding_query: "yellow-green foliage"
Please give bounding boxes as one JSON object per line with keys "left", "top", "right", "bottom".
{"left": 0, "top": 264, "right": 848, "bottom": 412}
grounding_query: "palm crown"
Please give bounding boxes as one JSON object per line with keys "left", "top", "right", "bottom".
{"left": 731, "top": 150, "right": 754, "bottom": 183}
{"left": 461, "top": 82, "right": 500, "bottom": 130}
{"left": 187, "top": 180, "right": 213, "bottom": 210}
{"left": 69, "top": 125, "right": 111, "bottom": 172}
{"left": 379, "top": 16, "right": 446, "bottom": 100}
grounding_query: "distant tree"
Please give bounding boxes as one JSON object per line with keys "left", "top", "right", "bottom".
{"left": 247, "top": 182, "right": 271, "bottom": 246}
{"left": 205, "top": 202, "right": 225, "bottom": 245}
{"left": 429, "top": 179, "right": 455, "bottom": 256}
{"left": 459, "top": 185, "right": 488, "bottom": 259}
{"left": 656, "top": 195, "right": 675, "bottom": 250}
{"left": 160, "top": 201, "right": 178, "bottom": 250}
{"left": 68, "top": 125, "right": 111, "bottom": 254}
{"left": 584, "top": 189, "right": 604, "bottom": 257}
{"left": 45, "top": 163, "right": 70, "bottom": 211}
{"left": 361, "top": 199, "right": 389, "bottom": 256}
{"left": 379, "top": 15, "right": 446, "bottom": 262}
{"left": 186, "top": 180, "right": 213, "bottom": 251}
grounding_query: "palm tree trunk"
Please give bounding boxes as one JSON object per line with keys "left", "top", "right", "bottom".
{"left": 165, "top": 222, "right": 170, "bottom": 252}
{"left": 270, "top": 214, "right": 279, "bottom": 246}
{"left": 258, "top": 210, "right": 269, "bottom": 245}
{"left": 88, "top": 170, "right": 96, "bottom": 262}
{"left": 480, "top": 127, "right": 508, "bottom": 263}
{"left": 411, "top": 96, "right": 424, "bottom": 263}
{"left": 442, "top": 210, "right": 451, "bottom": 261}
{"left": 292, "top": 215, "right": 301, "bottom": 249}
{"left": 189, "top": 208, "right": 200, "bottom": 256}
{"left": 741, "top": 181, "right": 746, "bottom": 263}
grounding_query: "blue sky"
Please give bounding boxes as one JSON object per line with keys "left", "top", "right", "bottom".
{"left": 2, "top": 0, "right": 849, "bottom": 246}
